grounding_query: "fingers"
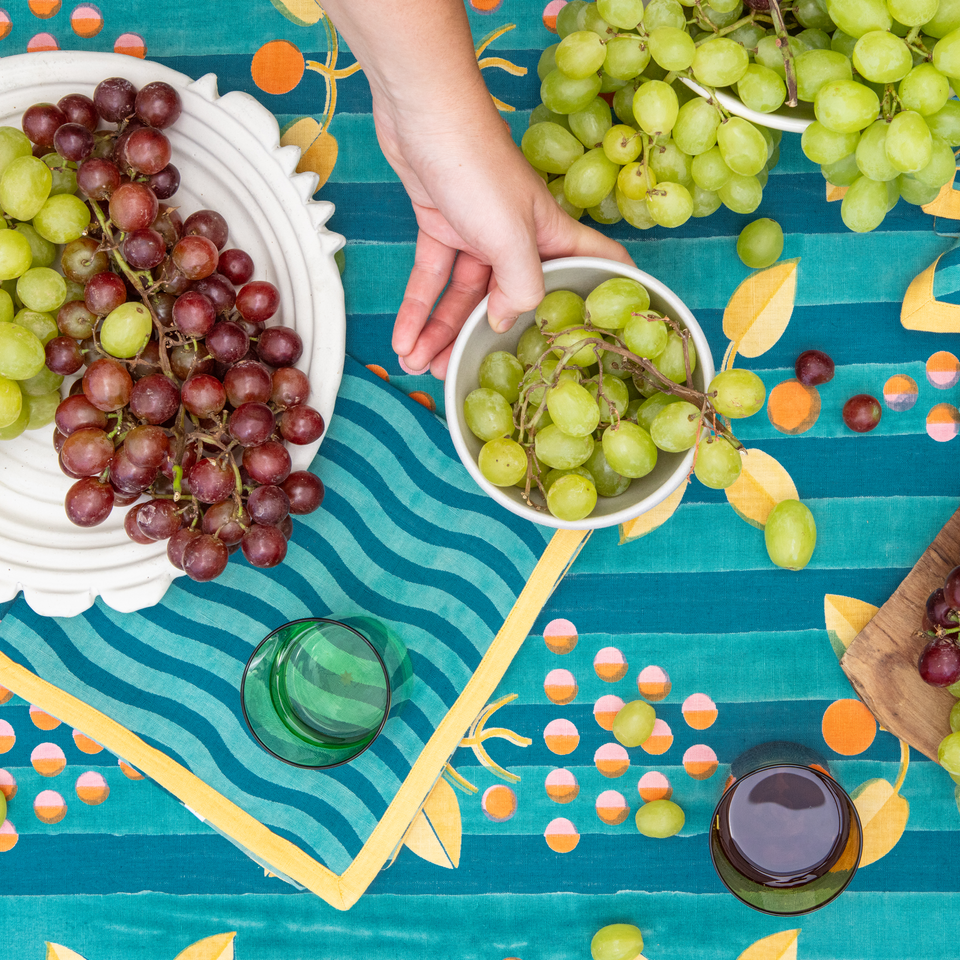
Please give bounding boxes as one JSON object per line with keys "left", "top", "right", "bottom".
{"left": 543, "top": 216, "right": 635, "bottom": 268}
{"left": 392, "top": 231, "right": 457, "bottom": 361}
{"left": 484, "top": 227, "right": 545, "bottom": 336}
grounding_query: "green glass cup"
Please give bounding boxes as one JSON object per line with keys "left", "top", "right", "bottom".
{"left": 708, "top": 741, "right": 862, "bottom": 916}
{"left": 241, "top": 617, "right": 413, "bottom": 769}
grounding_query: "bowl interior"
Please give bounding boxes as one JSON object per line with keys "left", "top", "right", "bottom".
{"left": 446, "top": 258, "right": 716, "bottom": 530}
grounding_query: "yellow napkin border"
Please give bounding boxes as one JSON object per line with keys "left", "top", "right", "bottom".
{"left": 0, "top": 527, "right": 589, "bottom": 910}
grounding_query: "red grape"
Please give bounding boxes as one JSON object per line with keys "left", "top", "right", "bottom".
{"left": 83, "top": 357, "right": 133, "bottom": 412}
{"left": 58, "top": 93, "right": 99, "bottom": 131}
{"left": 124, "top": 126, "right": 172, "bottom": 176}
{"left": 281, "top": 471, "right": 324, "bottom": 514}
{"left": 241, "top": 523, "right": 287, "bottom": 568}
{"left": 279, "top": 404, "right": 324, "bottom": 445}
{"left": 129, "top": 372, "right": 180, "bottom": 424}
{"left": 22, "top": 102, "right": 66, "bottom": 147}
{"left": 919, "top": 637, "right": 960, "bottom": 686}
{"left": 135, "top": 81, "right": 182, "bottom": 129}
{"left": 218, "top": 248, "right": 254, "bottom": 286}
{"left": 65, "top": 477, "right": 115, "bottom": 527}
{"left": 842, "top": 394, "right": 881, "bottom": 433}
{"left": 236, "top": 280, "right": 279, "bottom": 324}
{"left": 171, "top": 235, "right": 219, "bottom": 280}
{"left": 795, "top": 350, "right": 835, "bottom": 386}
{"left": 182, "top": 534, "right": 230, "bottom": 582}
{"left": 108, "top": 181, "right": 159, "bottom": 232}
{"left": 257, "top": 326, "right": 302, "bottom": 367}
{"left": 53, "top": 122, "right": 95, "bottom": 162}
{"left": 183, "top": 210, "right": 228, "bottom": 250}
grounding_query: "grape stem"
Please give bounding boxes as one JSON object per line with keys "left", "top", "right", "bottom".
{"left": 767, "top": 0, "right": 798, "bottom": 107}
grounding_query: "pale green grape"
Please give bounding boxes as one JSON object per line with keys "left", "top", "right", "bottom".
{"left": 17, "top": 364, "right": 61, "bottom": 397}
{"left": 898, "top": 173, "right": 941, "bottom": 204}
{"left": 764, "top": 498, "right": 817, "bottom": 569}
{"left": 616, "top": 188, "right": 658, "bottom": 228}
{"left": 656, "top": 329, "right": 697, "bottom": 383}
{"left": 648, "top": 26, "right": 696, "bottom": 70}
{"left": 546, "top": 472, "right": 597, "bottom": 520}
{"left": 692, "top": 37, "right": 750, "bottom": 86}
{"left": 852, "top": 30, "right": 912, "bottom": 81}
{"left": 801, "top": 121, "right": 860, "bottom": 164}
{"left": 613, "top": 700, "right": 656, "bottom": 746}
{"left": 552, "top": 327, "right": 602, "bottom": 366}
{"left": 939, "top": 731, "right": 960, "bottom": 775}
{"left": 13, "top": 223, "right": 56, "bottom": 269}
{"left": 814, "top": 79, "right": 880, "bottom": 132}
{"left": 692, "top": 146, "right": 733, "bottom": 191}
{"left": 624, "top": 311, "right": 668, "bottom": 358}
{"left": 717, "top": 117, "right": 768, "bottom": 176}
{"left": 898, "top": 63, "right": 950, "bottom": 115}
{"left": 709, "top": 369, "right": 767, "bottom": 417}
{"left": 798, "top": 27, "right": 833, "bottom": 48}
{"left": 728, "top": 22, "right": 768, "bottom": 47}
{"left": 934, "top": 27, "right": 960, "bottom": 77}
{"left": 821, "top": 150, "right": 862, "bottom": 185}
{"left": 582, "top": 3, "right": 617, "bottom": 35}
{"left": 591, "top": 924, "right": 644, "bottom": 960}
{"left": 694, "top": 436, "right": 743, "bottom": 488}
{"left": 556, "top": 0, "right": 588, "bottom": 37}
{"left": 0, "top": 155, "right": 52, "bottom": 221}
{"left": 517, "top": 324, "right": 550, "bottom": 368}
{"left": 598, "top": 0, "right": 645, "bottom": 28}
{"left": 464, "top": 387, "right": 515, "bottom": 441}
{"left": 885, "top": 176, "right": 901, "bottom": 211}
{"left": 16, "top": 266, "right": 66, "bottom": 314}
{"left": 718, "top": 172, "right": 763, "bottom": 212}
{"left": 636, "top": 799, "right": 685, "bottom": 838}
{"left": 650, "top": 400, "right": 700, "bottom": 451}
{"left": 0, "top": 289, "right": 12, "bottom": 324}
{"left": 548, "top": 176, "right": 584, "bottom": 219}
{"left": 794, "top": 49, "right": 853, "bottom": 101}
{"left": 0, "top": 127, "right": 32, "bottom": 179}
{"left": 633, "top": 80, "right": 679, "bottom": 136}
{"left": 855, "top": 120, "right": 901, "bottom": 180}
{"left": 44, "top": 152, "right": 77, "bottom": 197}
{"left": 535, "top": 423, "right": 595, "bottom": 468}
{"left": 584, "top": 444, "right": 631, "bottom": 496}
{"left": 841, "top": 174, "right": 889, "bottom": 230}
{"left": 709, "top": 0, "right": 742, "bottom": 13}
{"left": 522, "top": 122, "right": 585, "bottom": 174}
{"left": 38, "top": 193, "right": 95, "bottom": 245}
{"left": 601, "top": 420, "right": 658, "bottom": 476}
{"left": 537, "top": 44, "right": 559, "bottom": 81}
{"left": 536, "top": 289, "right": 585, "bottom": 333}
{"left": 756, "top": 35, "right": 807, "bottom": 79}
{"left": 911, "top": 134, "right": 957, "bottom": 187}
{"left": 644, "top": 0, "right": 687, "bottom": 29}
{"left": 635, "top": 391, "right": 682, "bottom": 432}
{"left": 0, "top": 228, "right": 33, "bottom": 281}
{"left": 0, "top": 374, "right": 22, "bottom": 428}
{"left": 21, "top": 388, "right": 58, "bottom": 430}
{"left": 888, "top": 0, "right": 938, "bottom": 23}
{"left": 673, "top": 98, "right": 721, "bottom": 155}
{"left": 564, "top": 147, "right": 621, "bottom": 208}
{"left": 646, "top": 181, "right": 693, "bottom": 227}
{"left": 736, "top": 64, "right": 788, "bottom": 113}
{"left": 541, "top": 69, "right": 603, "bottom": 114}
{"left": 478, "top": 437, "right": 528, "bottom": 486}
{"left": 0, "top": 321, "right": 44, "bottom": 379}
{"left": 479, "top": 350, "right": 524, "bottom": 403}
{"left": 0, "top": 395, "right": 27, "bottom": 438}
{"left": 556, "top": 30, "right": 608, "bottom": 79}
{"left": 691, "top": 183, "right": 723, "bottom": 217}
{"left": 613, "top": 82, "right": 642, "bottom": 124}
{"left": 530, "top": 103, "right": 571, "bottom": 129}
{"left": 617, "top": 160, "right": 655, "bottom": 200}
{"left": 100, "top": 302, "right": 152, "bottom": 359}
{"left": 604, "top": 36, "right": 651, "bottom": 78}
{"left": 11, "top": 308, "right": 56, "bottom": 348}
{"left": 603, "top": 124, "right": 643, "bottom": 164}
{"left": 649, "top": 139, "right": 694, "bottom": 186}
{"left": 701, "top": 1, "right": 746, "bottom": 27}
{"left": 830, "top": 28, "right": 859, "bottom": 57}
{"left": 585, "top": 277, "right": 650, "bottom": 330}
{"left": 885, "top": 110, "right": 932, "bottom": 173}
{"left": 796, "top": 0, "right": 836, "bottom": 27}
{"left": 949, "top": 699, "right": 960, "bottom": 733}
{"left": 569, "top": 97, "right": 613, "bottom": 149}
{"left": 543, "top": 466, "right": 593, "bottom": 490}
{"left": 825, "top": 0, "right": 891, "bottom": 36}
{"left": 586, "top": 373, "right": 630, "bottom": 422}
{"left": 547, "top": 378, "right": 602, "bottom": 436}
{"left": 737, "top": 218, "right": 784, "bottom": 268}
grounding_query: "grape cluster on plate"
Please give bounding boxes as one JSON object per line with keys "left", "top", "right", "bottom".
{"left": 0, "top": 76, "right": 326, "bottom": 583}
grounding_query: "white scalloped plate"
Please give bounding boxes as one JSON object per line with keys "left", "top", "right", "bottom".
{"left": 679, "top": 76, "right": 815, "bottom": 134}
{"left": 0, "top": 51, "right": 346, "bottom": 618}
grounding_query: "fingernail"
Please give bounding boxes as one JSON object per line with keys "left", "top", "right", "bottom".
{"left": 398, "top": 355, "right": 430, "bottom": 376}
{"left": 495, "top": 316, "right": 518, "bottom": 334}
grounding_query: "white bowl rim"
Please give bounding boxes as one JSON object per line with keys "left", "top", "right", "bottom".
{"left": 679, "top": 76, "right": 814, "bottom": 134}
{"left": 444, "top": 256, "right": 716, "bottom": 531}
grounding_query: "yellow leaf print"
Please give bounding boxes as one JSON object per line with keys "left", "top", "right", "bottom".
{"left": 173, "top": 932, "right": 236, "bottom": 960}
{"left": 852, "top": 740, "right": 910, "bottom": 867}
{"left": 402, "top": 776, "right": 462, "bottom": 869}
{"left": 735, "top": 929, "right": 800, "bottom": 960}
{"left": 280, "top": 118, "right": 339, "bottom": 189}
{"left": 723, "top": 259, "right": 799, "bottom": 359}
{"left": 619, "top": 479, "right": 687, "bottom": 543}
{"left": 725, "top": 449, "right": 798, "bottom": 529}
{"left": 267, "top": 0, "right": 324, "bottom": 26}
{"left": 921, "top": 176, "right": 960, "bottom": 218}
{"left": 825, "top": 183, "right": 848, "bottom": 202}
{"left": 901, "top": 251, "right": 960, "bottom": 334}
{"left": 45, "top": 945, "right": 88, "bottom": 960}
{"left": 824, "top": 594, "right": 879, "bottom": 660}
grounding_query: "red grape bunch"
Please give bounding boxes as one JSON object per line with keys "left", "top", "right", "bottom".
{"left": 23, "top": 76, "right": 327, "bottom": 583}
{"left": 917, "top": 568, "right": 960, "bottom": 688}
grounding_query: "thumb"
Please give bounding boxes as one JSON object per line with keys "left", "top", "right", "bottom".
{"left": 485, "top": 244, "right": 545, "bottom": 335}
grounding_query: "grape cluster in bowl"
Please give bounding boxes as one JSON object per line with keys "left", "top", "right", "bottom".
{"left": 0, "top": 76, "right": 326, "bottom": 584}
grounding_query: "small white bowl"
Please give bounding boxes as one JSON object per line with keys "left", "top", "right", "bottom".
{"left": 679, "top": 76, "right": 815, "bottom": 134}
{"left": 444, "top": 257, "right": 716, "bottom": 530}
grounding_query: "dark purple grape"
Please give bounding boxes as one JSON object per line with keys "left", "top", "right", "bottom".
{"left": 147, "top": 163, "right": 180, "bottom": 200}
{"left": 84, "top": 271, "right": 126, "bottom": 315}
{"left": 58, "top": 93, "right": 99, "bottom": 131}
{"left": 76, "top": 157, "right": 121, "bottom": 199}
{"left": 172, "top": 291, "right": 216, "bottom": 338}
{"left": 205, "top": 320, "right": 249, "bottom": 363}
{"left": 45, "top": 336, "right": 85, "bottom": 376}
{"left": 156, "top": 257, "right": 191, "bottom": 295}
{"left": 225, "top": 360, "right": 272, "bottom": 406}
{"left": 270, "top": 367, "right": 310, "bottom": 408}
{"left": 182, "top": 210, "right": 229, "bottom": 250}
{"left": 256, "top": 326, "right": 302, "bottom": 367}
{"left": 247, "top": 485, "right": 290, "bottom": 526}
{"left": 134, "top": 81, "right": 182, "bottom": 129}
{"left": 135, "top": 499, "right": 182, "bottom": 540}
{"left": 919, "top": 637, "right": 960, "bottom": 686}
{"left": 170, "top": 341, "right": 215, "bottom": 380}
{"left": 242, "top": 441, "right": 291, "bottom": 485}
{"left": 122, "top": 227, "right": 166, "bottom": 269}
{"left": 281, "top": 471, "right": 324, "bottom": 514}
{"left": 795, "top": 349, "right": 835, "bottom": 386}
{"left": 65, "top": 477, "right": 114, "bottom": 527}
{"left": 109, "top": 181, "right": 159, "bottom": 232}
{"left": 236, "top": 280, "right": 279, "bottom": 324}
{"left": 123, "top": 424, "right": 170, "bottom": 468}
{"left": 123, "top": 126, "right": 171, "bottom": 176}
{"left": 109, "top": 446, "right": 158, "bottom": 495}
{"left": 241, "top": 523, "right": 287, "bottom": 568}
{"left": 279, "top": 404, "right": 324, "bottom": 445}
{"left": 55, "top": 394, "right": 108, "bottom": 436}
{"left": 94, "top": 77, "right": 137, "bottom": 123}
{"left": 53, "top": 122, "right": 95, "bottom": 162}
{"left": 218, "top": 248, "right": 254, "bottom": 286}
{"left": 22, "top": 102, "right": 66, "bottom": 147}
{"left": 60, "top": 427, "right": 115, "bottom": 477}
{"left": 83, "top": 357, "right": 133, "bottom": 412}
{"left": 150, "top": 291, "right": 177, "bottom": 329}
{"left": 927, "top": 587, "right": 958, "bottom": 630}
{"left": 125, "top": 506, "right": 155, "bottom": 544}
{"left": 842, "top": 394, "right": 881, "bottom": 433}
{"left": 190, "top": 273, "right": 236, "bottom": 314}
{"left": 187, "top": 458, "right": 236, "bottom": 504}
{"left": 152, "top": 204, "right": 183, "bottom": 247}
{"left": 228, "top": 402, "right": 275, "bottom": 446}
{"left": 133, "top": 339, "right": 162, "bottom": 379}
{"left": 172, "top": 235, "right": 219, "bottom": 280}
{"left": 945, "top": 566, "right": 960, "bottom": 609}
{"left": 167, "top": 528, "right": 201, "bottom": 570}
{"left": 181, "top": 374, "right": 226, "bottom": 419}
{"left": 182, "top": 534, "right": 229, "bottom": 582}
{"left": 201, "top": 500, "right": 250, "bottom": 545}
{"left": 129, "top": 372, "right": 180, "bottom": 424}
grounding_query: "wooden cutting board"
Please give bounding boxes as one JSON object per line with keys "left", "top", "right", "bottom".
{"left": 841, "top": 504, "right": 960, "bottom": 762}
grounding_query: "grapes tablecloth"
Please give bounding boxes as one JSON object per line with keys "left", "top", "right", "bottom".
{"left": 2, "top": 2, "right": 960, "bottom": 959}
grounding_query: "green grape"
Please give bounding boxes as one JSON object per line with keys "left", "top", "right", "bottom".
{"left": 755, "top": 166, "right": 769, "bottom": 188}
{"left": 44, "top": 152, "right": 77, "bottom": 197}
{"left": 517, "top": 324, "right": 550, "bottom": 368}
{"left": 801, "top": 121, "right": 860, "bottom": 164}
{"left": 692, "top": 37, "right": 751, "bottom": 86}
{"left": 479, "top": 350, "right": 524, "bottom": 403}
{"left": 0, "top": 227, "right": 34, "bottom": 281}
{"left": 939, "top": 731, "right": 960, "bottom": 775}
{"left": 841, "top": 173, "right": 889, "bottom": 230}
{"left": 521, "top": 122, "right": 586, "bottom": 174}
{"left": 796, "top": 0, "right": 837, "bottom": 28}
{"left": 613, "top": 81, "right": 642, "bottom": 124}
{"left": 717, "top": 117, "right": 768, "bottom": 176}
{"left": 556, "top": 30, "right": 608, "bottom": 79}
{"left": 598, "top": 0, "right": 645, "bottom": 28}
{"left": 885, "top": 110, "right": 932, "bottom": 173}
{"left": 650, "top": 400, "right": 700, "bottom": 451}
{"left": 694, "top": 436, "right": 743, "bottom": 488}
{"left": 548, "top": 176, "right": 584, "bottom": 219}
{"left": 794, "top": 49, "right": 853, "bottom": 102}
{"left": 541, "top": 69, "right": 603, "bottom": 114}
{"left": 537, "top": 43, "right": 559, "bottom": 81}
{"left": 898, "top": 63, "right": 950, "bottom": 115}
{"left": 949, "top": 699, "right": 960, "bottom": 733}
{"left": 601, "top": 420, "right": 658, "bottom": 476}
{"left": 690, "top": 183, "right": 722, "bottom": 217}
{"left": 600, "top": 72, "right": 630, "bottom": 94}
{"left": 530, "top": 103, "right": 572, "bottom": 129}
{"left": 646, "top": 181, "right": 693, "bottom": 227}
{"left": 584, "top": 443, "right": 631, "bottom": 496}
{"left": 616, "top": 188, "right": 658, "bottom": 228}
{"left": 617, "top": 160, "right": 657, "bottom": 200}
{"left": 585, "top": 277, "right": 651, "bottom": 329}
{"left": 718, "top": 172, "right": 763, "bottom": 212}
{"left": 624, "top": 311, "right": 668, "bottom": 358}
{"left": 613, "top": 699, "right": 656, "bottom": 746}
{"left": 852, "top": 30, "right": 912, "bottom": 82}
{"left": 0, "top": 321, "right": 45, "bottom": 379}
{"left": 635, "top": 391, "right": 682, "bottom": 432}
{"left": 564, "top": 147, "right": 621, "bottom": 208}
{"left": 478, "top": 437, "right": 528, "bottom": 486}
{"left": 547, "top": 378, "right": 602, "bottom": 436}
{"left": 737, "top": 218, "right": 784, "bottom": 268}
{"left": 633, "top": 80, "right": 679, "bottom": 135}
{"left": 552, "top": 327, "right": 602, "bottom": 366}
{"left": 586, "top": 373, "right": 630, "bottom": 422}
{"left": 604, "top": 36, "right": 651, "bottom": 79}
{"left": 830, "top": 28, "right": 859, "bottom": 57}
{"left": 728, "top": 22, "right": 768, "bottom": 47}
{"left": 764, "top": 498, "right": 817, "bottom": 569}
{"left": 648, "top": 26, "right": 696, "bottom": 70}
{"left": 898, "top": 173, "right": 941, "bottom": 204}
{"left": 644, "top": 0, "right": 687, "bottom": 29}
{"left": 464, "top": 387, "right": 515, "bottom": 441}
{"left": 701, "top": 1, "right": 745, "bottom": 27}
{"left": 798, "top": 27, "right": 833, "bottom": 48}
{"left": 13, "top": 308, "right": 56, "bottom": 346}
{"left": 603, "top": 124, "right": 643, "bottom": 164}
{"left": 16, "top": 266, "right": 66, "bottom": 314}
{"left": 692, "top": 146, "right": 733, "bottom": 191}
{"left": 656, "top": 329, "right": 697, "bottom": 383}
{"left": 911, "top": 134, "right": 957, "bottom": 187}
{"left": 582, "top": 4, "right": 617, "bottom": 36}
{"left": 0, "top": 374, "right": 22, "bottom": 429}
{"left": 556, "top": 0, "right": 588, "bottom": 38}
{"left": 0, "top": 126, "right": 32, "bottom": 179}
{"left": 543, "top": 465, "right": 593, "bottom": 490}
{"left": 21, "top": 388, "right": 59, "bottom": 430}
{"left": 0, "top": 288, "right": 12, "bottom": 324}
{"left": 570, "top": 97, "right": 614, "bottom": 148}
{"left": 13, "top": 223, "right": 56, "bottom": 269}
{"left": 591, "top": 923, "right": 644, "bottom": 960}
{"left": 709, "top": 369, "right": 767, "bottom": 417}
{"left": 709, "top": 0, "right": 742, "bottom": 13}
{"left": 589, "top": 192, "right": 622, "bottom": 225}
{"left": 600, "top": 336, "right": 633, "bottom": 379}
{"left": 934, "top": 26, "right": 960, "bottom": 77}
{"left": 99, "top": 302, "right": 152, "bottom": 359}
{"left": 649, "top": 139, "right": 694, "bottom": 185}
{"left": 855, "top": 120, "right": 901, "bottom": 180}
{"left": 924, "top": 0, "right": 960, "bottom": 36}
{"left": 546, "top": 472, "right": 598, "bottom": 520}
{"left": 673, "top": 98, "right": 721, "bottom": 155}
{"left": 736, "top": 64, "right": 788, "bottom": 113}
{"left": 536, "top": 289, "right": 585, "bottom": 333}
{"left": 755, "top": 36, "right": 806, "bottom": 79}
{"left": 536, "top": 423, "right": 595, "bottom": 468}
{"left": 636, "top": 798, "right": 685, "bottom": 837}
{"left": 17, "top": 364, "right": 61, "bottom": 397}
{"left": 825, "top": 0, "right": 891, "bottom": 36}
{"left": 890, "top": 0, "right": 939, "bottom": 21}
{"left": 885, "top": 175, "right": 901, "bottom": 210}
{"left": 0, "top": 395, "right": 28, "bottom": 438}
{"left": 821, "top": 150, "right": 862, "bottom": 185}
{"left": 814, "top": 79, "right": 880, "bottom": 132}
{"left": 0, "top": 155, "right": 52, "bottom": 221}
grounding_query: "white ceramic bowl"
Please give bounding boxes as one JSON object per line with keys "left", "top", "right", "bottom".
{"left": 679, "top": 76, "right": 815, "bottom": 134}
{"left": 0, "top": 51, "right": 346, "bottom": 617}
{"left": 444, "top": 257, "right": 716, "bottom": 530}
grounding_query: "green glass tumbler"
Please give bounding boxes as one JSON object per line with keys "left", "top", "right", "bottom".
{"left": 241, "top": 617, "right": 413, "bottom": 768}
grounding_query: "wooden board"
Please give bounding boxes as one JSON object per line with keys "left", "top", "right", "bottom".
{"left": 841, "top": 504, "right": 960, "bottom": 762}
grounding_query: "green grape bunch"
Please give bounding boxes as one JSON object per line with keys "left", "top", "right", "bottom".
{"left": 522, "top": 0, "right": 960, "bottom": 234}
{"left": 462, "top": 276, "right": 767, "bottom": 523}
